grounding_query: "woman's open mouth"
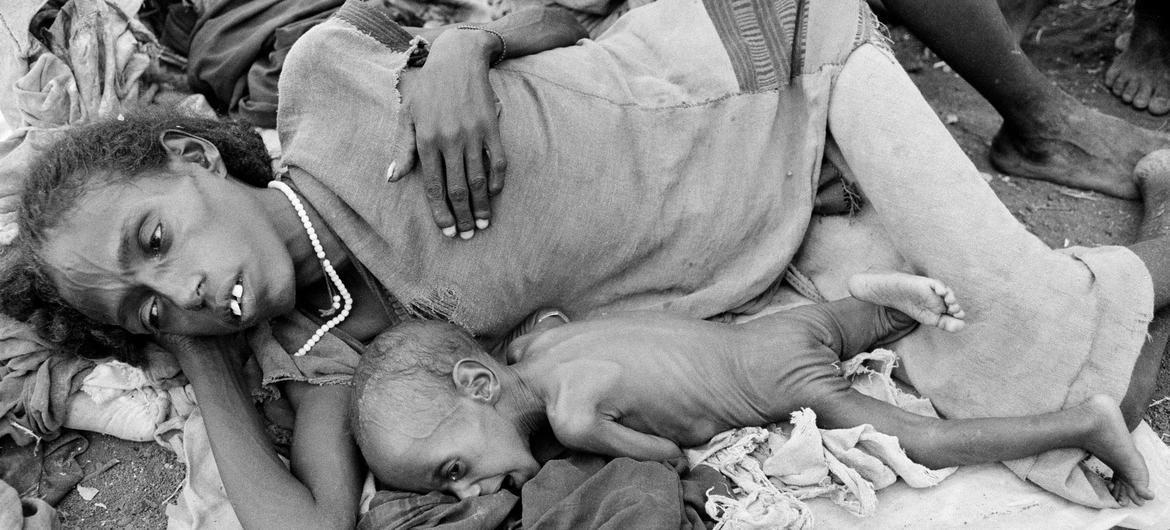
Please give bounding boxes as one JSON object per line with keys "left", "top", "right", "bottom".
{"left": 229, "top": 277, "right": 245, "bottom": 319}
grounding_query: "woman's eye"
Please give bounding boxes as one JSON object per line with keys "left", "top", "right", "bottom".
{"left": 445, "top": 461, "right": 464, "bottom": 481}
{"left": 148, "top": 223, "right": 164, "bottom": 255}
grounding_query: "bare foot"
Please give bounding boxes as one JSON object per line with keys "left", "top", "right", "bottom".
{"left": 1105, "top": 7, "right": 1170, "bottom": 116}
{"left": 990, "top": 94, "right": 1168, "bottom": 199}
{"left": 1135, "top": 149, "right": 1170, "bottom": 240}
{"left": 848, "top": 271, "right": 966, "bottom": 332}
{"left": 1077, "top": 394, "right": 1154, "bottom": 506}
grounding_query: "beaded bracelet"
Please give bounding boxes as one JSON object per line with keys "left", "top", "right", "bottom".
{"left": 455, "top": 25, "right": 507, "bottom": 66}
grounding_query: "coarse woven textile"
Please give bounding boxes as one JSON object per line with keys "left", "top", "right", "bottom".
{"left": 814, "top": 44, "right": 1154, "bottom": 508}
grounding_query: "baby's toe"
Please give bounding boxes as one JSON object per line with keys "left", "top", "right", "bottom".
{"left": 937, "top": 316, "right": 965, "bottom": 333}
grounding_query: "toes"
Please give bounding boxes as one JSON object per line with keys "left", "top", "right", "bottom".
{"left": 1105, "top": 62, "right": 1122, "bottom": 87}
{"left": 1123, "top": 79, "right": 1141, "bottom": 103}
{"left": 936, "top": 316, "right": 965, "bottom": 333}
{"left": 1150, "top": 85, "right": 1170, "bottom": 115}
{"left": 1151, "top": 95, "right": 1170, "bottom": 116}
{"left": 1112, "top": 72, "right": 1130, "bottom": 96}
{"left": 1133, "top": 83, "right": 1154, "bottom": 110}
{"left": 1115, "top": 483, "right": 1132, "bottom": 506}
{"left": 949, "top": 307, "right": 966, "bottom": 320}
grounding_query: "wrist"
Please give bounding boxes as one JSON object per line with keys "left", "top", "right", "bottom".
{"left": 453, "top": 26, "right": 506, "bottom": 65}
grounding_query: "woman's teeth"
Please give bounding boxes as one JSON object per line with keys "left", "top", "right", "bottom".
{"left": 230, "top": 281, "right": 244, "bottom": 317}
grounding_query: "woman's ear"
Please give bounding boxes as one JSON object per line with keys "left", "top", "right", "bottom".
{"left": 452, "top": 359, "right": 501, "bottom": 403}
{"left": 159, "top": 129, "right": 227, "bottom": 178}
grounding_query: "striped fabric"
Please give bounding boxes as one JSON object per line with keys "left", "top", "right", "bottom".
{"left": 702, "top": 0, "right": 801, "bottom": 91}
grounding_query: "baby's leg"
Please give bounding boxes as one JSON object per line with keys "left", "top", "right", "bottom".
{"left": 847, "top": 271, "right": 966, "bottom": 332}
{"left": 810, "top": 388, "right": 1153, "bottom": 505}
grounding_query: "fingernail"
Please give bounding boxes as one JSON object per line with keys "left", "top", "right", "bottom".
{"left": 460, "top": 230, "right": 474, "bottom": 240}
{"left": 386, "top": 161, "right": 397, "bottom": 181}
{"left": 475, "top": 219, "right": 489, "bottom": 230}
{"left": 442, "top": 226, "right": 457, "bottom": 238}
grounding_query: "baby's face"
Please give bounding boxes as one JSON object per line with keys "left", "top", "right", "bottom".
{"left": 364, "top": 398, "right": 540, "bottom": 499}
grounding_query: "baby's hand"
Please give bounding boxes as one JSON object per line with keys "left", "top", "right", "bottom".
{"left": 553, "top": 413, "right": 683, "bottom": 461}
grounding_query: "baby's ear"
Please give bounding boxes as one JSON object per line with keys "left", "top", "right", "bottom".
{"left": 452, "top": 359, "right": 500, "bottom": 403}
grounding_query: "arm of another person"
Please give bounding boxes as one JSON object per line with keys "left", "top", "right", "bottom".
{"left": 388, "top": 7, "right": 588, "bottom": 238}
{"left": 164, "top": 335, "right": 364, "bottom": 530}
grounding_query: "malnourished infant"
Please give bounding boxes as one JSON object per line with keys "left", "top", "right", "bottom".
{"left": 350, "top": 271, "right": 1152, "bottom": 505}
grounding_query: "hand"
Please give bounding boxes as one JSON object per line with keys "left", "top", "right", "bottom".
{"left": 388, "top": 28, "right": 507, "bottom": 240}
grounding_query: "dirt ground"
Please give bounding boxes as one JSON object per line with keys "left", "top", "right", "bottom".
{"left": 49, "top": 2, "right": 1170, "bottom": 528}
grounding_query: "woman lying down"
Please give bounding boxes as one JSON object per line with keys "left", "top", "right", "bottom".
{"left": 5, "top": 0, "right": 1170, "bottom": 525}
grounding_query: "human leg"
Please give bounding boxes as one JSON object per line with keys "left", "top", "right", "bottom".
{"left": 1106, "top": 0, "right": 1170, "bottom": 115}
{"left": 812, "top": 389, "right": 1153, "bottom": 504}
{"left": 1116, "top": 150, "right": 1170, "bottom": 427}
{"left": 881, "top": 0, "right": 1167, "bottom": 198}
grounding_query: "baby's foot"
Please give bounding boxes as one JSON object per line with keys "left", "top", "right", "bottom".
{"left": 1078, "top": 394, "right": 1155, "bottom": 506}
{"left": 848, "top": 271, "right": 966, "bottom": 332}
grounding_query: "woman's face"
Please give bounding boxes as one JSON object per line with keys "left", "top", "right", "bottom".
{"left": 39, "top": 168, "right": 298, "bottom": 336}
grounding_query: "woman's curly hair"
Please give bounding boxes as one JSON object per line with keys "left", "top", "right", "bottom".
{"left": 0, "top": 108, "right": 274, "bottom": 365}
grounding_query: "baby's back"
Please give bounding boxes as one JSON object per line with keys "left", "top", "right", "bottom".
{"left": 518, "top": 311, "right": 843, "bottom": 446}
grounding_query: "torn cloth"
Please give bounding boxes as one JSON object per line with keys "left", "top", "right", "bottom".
{"left": 20, "top": 0, "right": 159, "bottom": 128}
{"left": 1, "top": 0, "right": 159, "bottom": 250}
{"left": 685, "top": 350, "right": 955, "bottom": 529}
{"left": 0, "top": 315, "right": 94, "bottom": 445}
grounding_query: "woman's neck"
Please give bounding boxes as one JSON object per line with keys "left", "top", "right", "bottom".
{"left": 258, "top": 182, "right": 350, "bottom": 290}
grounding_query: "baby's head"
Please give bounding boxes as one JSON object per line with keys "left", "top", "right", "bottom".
{"left": 351, "top": 320, "right": 540, "bottom": 499}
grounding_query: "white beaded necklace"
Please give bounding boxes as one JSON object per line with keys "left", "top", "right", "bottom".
{"left": 268, "top": 180, "right": 353, "bottom": 356}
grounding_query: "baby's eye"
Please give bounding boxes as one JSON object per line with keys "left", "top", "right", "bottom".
{"left": 444, "top": 460, "right": 464, "bottom": 482}
{"left": 148, "top": 223, "right": 164, "bottom": 255}
{"left": 142, "top": 297, "right": 160, "bottom": 333}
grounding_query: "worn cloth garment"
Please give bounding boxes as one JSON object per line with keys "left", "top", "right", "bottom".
{"left": 815, "top": 44, "right": 1152, "bottom": 508}
{"left": 0, "top": 314, "right": 94, "bottom": 445}
{"left": 0, "top": 431, "right": 88, "bottom": 507}
{"left": 357, "top": 453, "right": 725, "bottom": 530}
{"left": 268, "top": 0, "right": 880, "bottom": 377}
{"left": 186, "top": 0, "right": 343, "bottom": 127}
{"left": 21, "top": 0, "right": 159, "bottom": 127}
{"left": 0, "top": 0, "right": 157, "bottom": 245}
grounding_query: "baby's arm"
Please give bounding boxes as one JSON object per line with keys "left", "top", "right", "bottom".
{"left": 551, "top": 412, "right": 684, "bottom": 461}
